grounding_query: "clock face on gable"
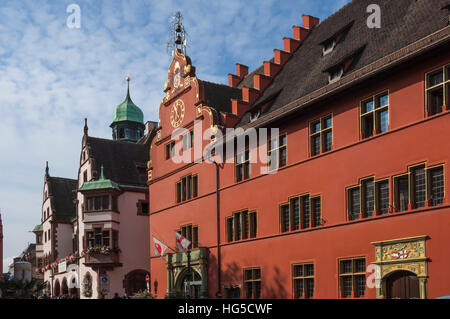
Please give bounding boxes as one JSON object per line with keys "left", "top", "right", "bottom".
{"left": 170, "top": 99, "right": 185, "bottom": 128}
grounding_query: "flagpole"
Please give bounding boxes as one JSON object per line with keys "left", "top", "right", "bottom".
{"left": 186, "top": 248, "right": 191, "bottom": 299}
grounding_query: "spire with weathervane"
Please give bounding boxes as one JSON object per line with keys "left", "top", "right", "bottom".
{"left": 110, "top": 77, "right": 145, "bottom": 143}
{"left": 167, "top": 11, "right": 187, "bottom": 57}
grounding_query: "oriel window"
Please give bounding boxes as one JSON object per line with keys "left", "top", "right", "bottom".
{"left": 86, "top": 195, "right": 110, "bottom": 212}
{"left": 94, "top": 228, "right": 102, "bottom": 246}
{"left": 86, "top": 228, "right": 115, "bottom": 248}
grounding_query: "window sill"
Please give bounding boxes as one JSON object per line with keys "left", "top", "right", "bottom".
{"left": 426, "top": 105, "right": 448, "bottom": 117}
{"left": 84, "top": 209, "right": 119, "bottom": 214}
{"left": 226, "top": 236, "right": 257, "bottom": 244}
{"left": 360, "top": 130, "right": 389, "bottom": 141}
{"left": 176, "top": 196, "right": 199, "bottom": 205}
{"left": 281, "top": 226, "right": 321, "bottom": 234}
{"left": 137, "top": 212, "right": 150, "bottom": 216}
{"left": 235, "top": 178, "right": 251, "bottom": 184}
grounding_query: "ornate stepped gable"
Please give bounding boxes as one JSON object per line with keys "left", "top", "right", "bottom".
{"left": 226, "top": 14, "right": 318, "bottom": 126}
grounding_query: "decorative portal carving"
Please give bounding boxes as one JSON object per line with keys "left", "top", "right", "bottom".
{"left": 165, "top": 248, "right": 209, "bottom": 299}
{"left": 372, "top": 236, "right": 428, "bottom": 299}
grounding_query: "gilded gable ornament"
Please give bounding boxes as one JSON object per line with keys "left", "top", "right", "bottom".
{"left": 170, "top": 99, "right": 185, "bottom": 128}
{"left": 173, "top": 62, "right": 182, "bottom": 89}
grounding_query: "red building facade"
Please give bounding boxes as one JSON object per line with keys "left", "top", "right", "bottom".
{"left": 148, "top": 0, "right": 450, "bottom": 299}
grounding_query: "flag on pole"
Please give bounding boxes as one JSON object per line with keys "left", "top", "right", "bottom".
{"left": 153, "top": 236, "right": 168, "bottom": 258}
{"left": 176, "top": 231, "right": 191, "bottom": 252}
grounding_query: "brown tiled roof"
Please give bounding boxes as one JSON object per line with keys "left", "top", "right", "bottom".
{"left": 46, "top": 176, "right": 77, "bottom": 222}
{"left": 237, "top": 0, "right": 450, "bottom": 126}
{"left": 237, "top": 64, "right": 265, "bottom": 89}
{"left": 201, "top": 80, "right": 242, "bottom": 114}
{"left": 86, "top": 136, "right": 150, "bottom": 188}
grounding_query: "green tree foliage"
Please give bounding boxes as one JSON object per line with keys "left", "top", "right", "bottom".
{"left": 0, "top": 277, "right": 45, "bottom": 299}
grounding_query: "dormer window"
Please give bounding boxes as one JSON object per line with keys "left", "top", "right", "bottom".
{"left": 321, "top": 21, "right": 354, "bottom": 57}
{"left": 328, "top": 67, "right": 344, "bottom": 83}
{"left": 85, "top": 195, "right": 114, "bottom": 212}
{"left": 250, "top": 109, "right": 261, "bottom": 122}
{"left": 323, "top": 39, "right": 336, "bottom": 56}
{"left": 325, "top": 45, "right": 365, "bottom": 84}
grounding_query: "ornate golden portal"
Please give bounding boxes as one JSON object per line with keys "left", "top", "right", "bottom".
{"left": 372, "top": 235, "right": 428, "bottom": 299}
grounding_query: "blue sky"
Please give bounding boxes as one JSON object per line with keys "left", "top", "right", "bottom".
{"left": 0, "top": 0, "right": 351, "bottom": 272}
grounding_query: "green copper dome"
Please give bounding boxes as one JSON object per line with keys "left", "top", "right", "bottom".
{"left": 112, "top": 78, "right": 144, "bottom": 124}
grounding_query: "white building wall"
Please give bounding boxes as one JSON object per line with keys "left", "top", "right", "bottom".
{"left": 55, "top": 223, "right": 74, "bottom": 259}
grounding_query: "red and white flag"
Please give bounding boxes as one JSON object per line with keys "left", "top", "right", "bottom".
{"left": 153, "top": 236, "right": 168, "bottom": 258}
{"left": 176, "top": 231, "right": 191, "bottom": 252}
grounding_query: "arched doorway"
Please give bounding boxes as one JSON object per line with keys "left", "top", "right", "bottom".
{"left": 124, "top": 269, "right": 149, "bottom": 297}
{"left": 61, "top": 278, "right": 69, "bottom": 296}
{"left": 54, "top": 280, "right": 60, "bottom": 297}
{"left": 176, "top": 269, "right": 201, "bottom": 299}
{"left": 386, "top": 271, "right": 420, "bottom": 299}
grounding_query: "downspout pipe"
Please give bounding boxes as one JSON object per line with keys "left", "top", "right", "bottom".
{"left": 214, "top": 161, "right": 222, "bottom": 298}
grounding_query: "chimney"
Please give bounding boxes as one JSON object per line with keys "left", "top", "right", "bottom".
{"left": 236, "top": 64, "right": 249, "bottom": 78}
{"left": 302, "top": 15, "right": 320, "bottom": 29}
{"left": 292, "top": 26, "right": 309, "bottom": 41}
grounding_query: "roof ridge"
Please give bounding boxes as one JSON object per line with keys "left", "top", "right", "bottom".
{"left": 87, "top": 135, "right": 146, "bottom": 146}
{"left": 202, "top": 79, "right": 240, "bottom": 89}
{"left": 317, "top": 0, "right": 354, "bottom": 27}
{"left": 47, "top": 176, "right": 77, "bottom": 182}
